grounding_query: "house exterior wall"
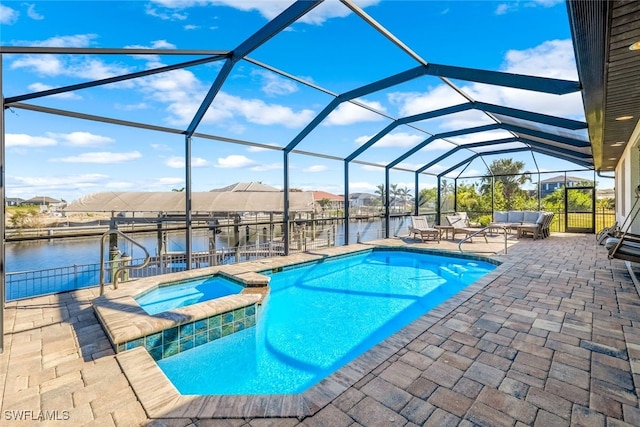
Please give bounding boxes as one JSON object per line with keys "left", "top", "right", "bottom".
{"left": 617, "top": 121, "right": 640, "bottom": 235}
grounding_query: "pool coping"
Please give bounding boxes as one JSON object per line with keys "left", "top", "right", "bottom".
{"left": 112, "top": 243, "right": 510, "bottom": 419}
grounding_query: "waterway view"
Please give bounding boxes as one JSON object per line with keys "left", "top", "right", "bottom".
{"left": 5, "top": 217, "right": 410, "bottom": 300}
{"left": 7, "top": 217, "right": 408, "bottom": 273}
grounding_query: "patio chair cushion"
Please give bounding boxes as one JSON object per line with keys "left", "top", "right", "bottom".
{"left": 522, "top": 211, "right": 540, "bottom": 223}
{"left": 507, "top": 211, "right": 524, "bottom": 223}
{"left": 535, "top": 212, "right": 546, "bottom": 224}
{"left": 446, "top": 215, "right": 463, "bottom": 227}
{"left": 493, "top": 211, "right": 508, "bottom": 222}
{"left": 605, "top": 237, "right": 640, "bottom": 250}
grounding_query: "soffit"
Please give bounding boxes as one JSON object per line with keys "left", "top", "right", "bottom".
{"left": 567, "top": 0, "right": 640, "bottom": 171}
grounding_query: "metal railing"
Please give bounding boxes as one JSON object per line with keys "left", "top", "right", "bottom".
{"left": 14, "top": 209, "right": 613, "bottom": 302}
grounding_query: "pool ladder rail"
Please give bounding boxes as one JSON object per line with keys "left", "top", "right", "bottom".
{"left": 99, "top": 229, "right": 151, "bottom": 295}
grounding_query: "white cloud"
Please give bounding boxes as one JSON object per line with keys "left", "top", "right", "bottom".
{"left": 215, "top": 154, "right": 257, "bottom": 168}
{"left": 151, "top": 143, "right": 172, "bottom": 151}
{"left": 303, "top": 165, "right": 328, "bottom": 173}
{"left": 145, "top": 3, "right": 188, "bottom": 20}
{"left": 184, "top": 24, "right": 199, "bottom": 30}
{"left": 446, "top": 130, "right": 513, "bottom": 145}
{"left": 26, "top": 4, "right": 44, "bottom": 20}
{"left": 165, "top": 156, "right": 210, "bottom": 168}
{"left": 12, "top": 54, "right": 132, "bottom": 80}
{"left": 503, "top": 39, "right": 578, "bottom": 80}
{"left": 124, "top": 40, "right": 177, "bottom": 63}
{"left": 325, "top": 99, "right": 387, "bottom": 125}
{"left": 116, "top": 102, "right": 149, "bottom": 111}
{"left": 31, "top": 34, "right": 97, "bottom": 48}
{"left": 246, "top": 143, "right": 281, "bottom": 152}
{"left": 251, "top": 162, "right": 282, "bottom": 171}
{"left": 348, "top": 181, "right": 379, "bottom": 192}
{"left": 355, "top": 132, "right": 423, "bottom": 148}
{"left": 10, "top": 35, "right": 132, "bottom": 80}
{"left": 6, "top": 133, "right": 57, "bottom": 147}
{"left": 0, "top": 4, "right": 19, "bottom": 24}
{"left": 388, "top": 39, "right": 583, "bottom": 132}
{"left": 495, "top": 3, "right": 516, "bottom": 15}
{"left": 105, "top": 181, "right": 135, "bottom": 189}
{"left": 299, "top": 0, "right": 381, "bottom": 25}
{"left": 393, "top": 162, "right": 424, "bottom": 171}
{"left": 50, "top": 151, "right": 142, "bottom": 163}
{"left": 11, "top": 55, "right": 65, "bottom": 76}
{"left": 496, "top": 0, "right": 563, "bottom": 15}
{"left": 47, "top": 131, "right": 114, "bottom": 147}
{"left": 138, "top": 68, "right": 315, "bottom": 128}
{"left": 150, "top": 0, "right": 290, "bottom": 21}
{"left": 388, "top": 84, "right": 467, "bottom": 117}
{"left": 27, "top": 82, "right": 81, "bottom": 99}
{"left": 7, "top": 173, "right": 110, "bottom": 197}
{"left": 149, "top": 177, "right": 185, "bottom": 187}
{"left": 360, "top": 163, "right": 385, "bottom": 172}
{"left": 253, "top": 70, "right": 298, "bottom": 96}
{"left": 230, "top": 94, "right": 316, "bottom": 127}
{"left": 147, "top": 0, "right": 380, "bottom": 26}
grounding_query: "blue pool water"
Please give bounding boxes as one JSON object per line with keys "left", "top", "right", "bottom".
{"left": 136, "top": 276, "right": 243, "bottom": 315}
{"left": 157, "top": 249, "right": 496, "bottom": 395}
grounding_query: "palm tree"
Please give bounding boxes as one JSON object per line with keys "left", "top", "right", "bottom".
{"left": 440, "top": 179, "right": 453, "bottom": 211}
{"left": 398, "top": 187, "right": 412, "bottom": 211}
{"left": 374, "top": 184, "right": 386, "bottom": 212}
{"left": 480, "top": 159, "right": 530, "bottom": 210}
{"left": 390, "top": 183, "right": 399, "bottom": 212}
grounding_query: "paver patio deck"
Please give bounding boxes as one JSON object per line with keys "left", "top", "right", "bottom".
{"left": 2, "top": 233, "right": 640, "bottom": 426}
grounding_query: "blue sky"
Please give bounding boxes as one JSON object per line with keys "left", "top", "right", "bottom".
{"left": 0, "top": 0, "right": 592, "bottom": 202}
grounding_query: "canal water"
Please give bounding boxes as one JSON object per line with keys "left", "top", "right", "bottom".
{"left": 7, "top": 218, "right": 408, "bottom": 273}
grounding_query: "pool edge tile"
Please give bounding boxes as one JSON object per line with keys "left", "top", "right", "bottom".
{"left": 113, "top": 244, "right": 503, "bottom": 419}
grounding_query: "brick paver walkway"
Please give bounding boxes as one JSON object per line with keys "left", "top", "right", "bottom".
{"left": 1, "top": 233, "right": 640, "bottom": 426}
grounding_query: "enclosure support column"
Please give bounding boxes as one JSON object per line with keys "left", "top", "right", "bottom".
{"left": 185, "top": 135, "right": 192, "bottom": 269}
{"left": 283, "top": 152, "right": 290, "bottom": 255}
{"left": 537, "top": 172, "right": 541, "bottom": 211}
{"left": 384, "top": 167, "right": 390, "bottom": 238}
{"left": 344, "top": 160, "right": 350, "bottom": 245}
{"left": 0, "top": 55, "right": 5, "bottom": 353}
{"left": 436, "top": 176, "right": 442, "bottom": 225}
{"left": 454, "top": 178, "right": 458, "bottom": 213}
{"left": 414, "top": 172, "right": 419, "bottom": 215}
{"left": 491, "top": 176, "right": 495, "bottom": 215}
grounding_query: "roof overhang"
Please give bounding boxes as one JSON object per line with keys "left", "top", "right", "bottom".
{"left": 567, "top": 0, "right": 640, "bottom": 171}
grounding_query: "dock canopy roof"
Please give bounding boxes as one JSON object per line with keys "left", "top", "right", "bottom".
{"left": 64, "top": 191, "right": 317, "bottom": 214}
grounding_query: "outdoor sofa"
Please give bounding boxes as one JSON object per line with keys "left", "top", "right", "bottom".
{"left": 489, "top": 210, "right": 554, "bottom": 240}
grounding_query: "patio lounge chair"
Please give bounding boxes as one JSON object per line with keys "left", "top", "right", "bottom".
{"left": 606, "top": 233, "right": 640, "bottom": 263}
{"left": 445, "top": 214, "right": 488, "bottom": 243}
{"left": 455, "top": 212, "right": 481, "bottom": 227}
{"left": 408, "top": 216, "right": 440, "bottom": 243}
{"left": 516, "top": 212, "right": 553, "bottom": 240}
{"left": 597, "top": 221, "right": 620, "bottom": 245}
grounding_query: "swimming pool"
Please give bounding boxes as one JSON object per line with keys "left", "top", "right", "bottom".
{"left": 135, "top": 275, "right": 244, "bottom": 315}
{"left": 157, "top": 248, "right": 496, "bottom": 395}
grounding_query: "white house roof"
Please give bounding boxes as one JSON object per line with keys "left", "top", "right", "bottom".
{"left": 209, "top": 182, "right": 280, "bottom": 192}
{"left": 64, "top": 191, "right": 316, "bottom": 213}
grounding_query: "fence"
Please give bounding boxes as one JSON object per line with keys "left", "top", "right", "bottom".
{"left": 8, "top": 209, "right": 610, "bottom": 301}
{"left": 5, "top": 215, "right": 411, "bottom": 301}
